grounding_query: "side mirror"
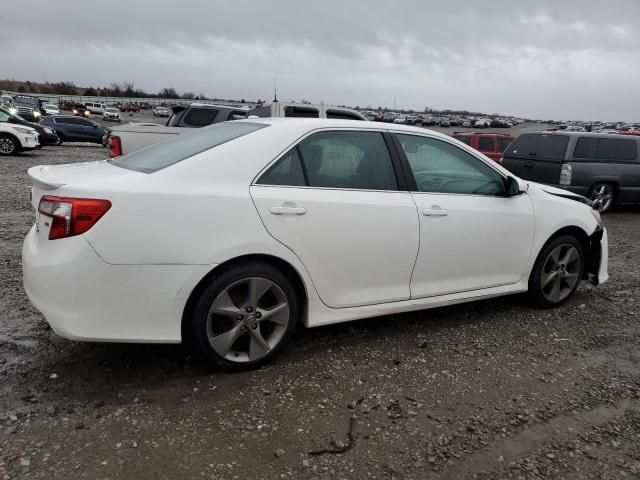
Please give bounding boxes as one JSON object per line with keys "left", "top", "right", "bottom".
{"left": 505, "top": 176, "right": 521, "bottom": 197}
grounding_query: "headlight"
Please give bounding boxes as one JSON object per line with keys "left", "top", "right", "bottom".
{"left": 72, "top": 109, "right": 78, "bottom": 114}
{"left": 44, "top": 127, "right": 53, "bottom": 134}
{"left": 14, "top": 127, "right": 35, "bottom": 134}
{"left": 591, "top": 209, "right": 602, "bottom": 225}
{"left": 34, "top": 111, "right": 41, "bottom": 118}
{"left": 9, "top": 107, "right": 17, "bottom": 114}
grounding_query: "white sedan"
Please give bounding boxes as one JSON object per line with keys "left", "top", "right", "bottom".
{"left": 23, "top": 119, "right": 608, "bottom": 369}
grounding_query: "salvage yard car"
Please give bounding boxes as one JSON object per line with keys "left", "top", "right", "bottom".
{"left": 0, "top": 107, "right": 59, "bottom": 146}
{"left": 248, "top": 102, "right": 366, "bottom": 121}
{"left": 23, "top": 119, "right": 608, "bottom": 370}
{"left": 0, "top": 122, "right": 39, "bottom": 155}
{"left": 102, "top": 107, "right": 121, "bottom": 122}
{"left": 502, "top": 132, "right": 640, "bottom": 212}
{"left": 452, "top": 132, "right": 514, "bottom": 163}
{"left": 39, "top": 115, "right": 106, "bottom": 145}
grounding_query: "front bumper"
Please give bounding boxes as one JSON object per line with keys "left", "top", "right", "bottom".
{"left": 39, "top": 132, "right": 59, "bottom": 146}
{"left": 22, "top": 226, "right": 203, "bottom": 343}
{"left": 586, "top": 226, "right": 609, "bottom": 285}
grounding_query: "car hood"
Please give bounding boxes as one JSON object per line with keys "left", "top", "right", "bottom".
{"left": 528, "top": 182, "right": 591, "bottom": 205}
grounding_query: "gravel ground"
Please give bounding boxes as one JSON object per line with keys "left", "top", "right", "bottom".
{"left": 1, "top": 131, "right": 640, "bottom": 480}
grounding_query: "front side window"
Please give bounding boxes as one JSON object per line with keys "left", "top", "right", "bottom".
{"left": 299, "top": 131, "right": 397, "bottom": 190}
{"left": 397, "top": 134, "right": 505, "bottom": 196}
{"left": 0, "top": 111, "right": 9, "bottom": 122}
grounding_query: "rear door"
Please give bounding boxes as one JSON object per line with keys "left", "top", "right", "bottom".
{"left": 501, "top": 133, "right": 569, "bottom": 184}
{"left": 250, "top": 129, "right": 419, "bottom": 308}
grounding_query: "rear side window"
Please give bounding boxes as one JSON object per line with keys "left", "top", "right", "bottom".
{"left": 182, "top": 108, "right": 218, "bottom": 127}
{"left": 497, "top": 138, "right": 513, "bottom": 152}
{"left": 478, "top": 137, "right": 494, "bottom": 151}
{"left": 597, "top": 138, "right": 637, "bottom": 160}
{"left": 299, "top": 131, "right": 397, "bottom": 190}
{"left": 110, "top": 122, "right": 268, "bottom": 173}
{"left": 257, "top": 148, "right": 306, "bottom": 186}
{"left": 325, "top": 110, "right": 363, "bottom": 121}
{"left": 453, "top": 135, "right": 471, "bottom": 145}
{"left": 284, "top": 106, "right": 319, "bottom": 118}
{"left": 505, "top": 133, "right": 569, "bottom": 161}
{"left": 573, "top": 137, "right": 598, "bottom": 158}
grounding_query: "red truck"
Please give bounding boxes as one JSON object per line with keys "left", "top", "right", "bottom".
{"left": 451, "top": 132, "right": 515, "bottom": 163}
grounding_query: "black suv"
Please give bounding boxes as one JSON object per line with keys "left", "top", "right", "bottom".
{"left": 502, "top": 132, "right": 640, "bottom": 212}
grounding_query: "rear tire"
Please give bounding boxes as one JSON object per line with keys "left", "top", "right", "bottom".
{"left": 191, "top": 262, "right": 300, "bottom": 370}
{"left": 0, "top": 134, "right": 19, "bottom": 155}
{"left": 528, "top": 235, "right": 584, "bottom": 308}
{"left": 589, "top": 182, "right": 616, "bottom": 213}
{"left": 55, "top": 135, "right": 63, "bottom": 146}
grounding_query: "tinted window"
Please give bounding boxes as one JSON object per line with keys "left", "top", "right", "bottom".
{"left": 58, "top": 117, "right": 84, "bottom": 125}
{"left": 248, "top": 106, "right": 272, "bottom": 117}
{"left": 298, "top": 131, "right": 397, "bottom": 190}
{"left": 505, "top": 133, "right": 569, "bottom": 161}
{"left": 257, "top": 148, "right": 306, "bottom": 186}
{"left": 573, "top": 137, "right": 597, "bottom": 158}
{"left": 110, "top": 122, "right": 267, "bottom": 173}
{"left": 182, "top": 108, "right": 218, "bottom": 127}
{"left": 454, "top": 135, "right": 471, "bottom": 145}
{"left": 597, "top": 138, "right": 637, "bottom": 160}
{"left": 325, "top": 110, "right": 363, "bottom": 121}
{"left": 284, "top": 106, "right": 319, "bottom": 118}
{"left": 397, "top": 134, "right": 505, "bottom": 196}
{"left": 478, "top": 137, "right": 494, "bottom": 151}
{"left": 497, "top": 137, "right": 513, "bottom": 152}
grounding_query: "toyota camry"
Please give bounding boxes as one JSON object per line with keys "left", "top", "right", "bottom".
{"left": 23, "top": 119, "right": 608, "bottom": 369}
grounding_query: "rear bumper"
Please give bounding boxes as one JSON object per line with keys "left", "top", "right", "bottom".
{"left": 22, "top": 226, "right": 208, "bottom": 343}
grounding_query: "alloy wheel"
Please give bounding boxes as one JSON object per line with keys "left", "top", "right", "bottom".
{"left": 541, "top": 244, "right": 582, "bottom": 303}
{"left": 590, "top": 184, "right": 613, "bottom": 212}
{"left": 206, "top": 277, "right": 290, "bottom": 363}
{"left": 0, "top": 137, "right": 15, "bottom": 154}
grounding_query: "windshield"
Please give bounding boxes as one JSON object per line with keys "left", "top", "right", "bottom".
{"left": 110, "top": 121, "right": 268, "bottom": 173}
{"left": 106, "top": 108, "right": 118, "bottom": 113}
{"left": 15, "top": 96, "right": 38, "bottom": 106}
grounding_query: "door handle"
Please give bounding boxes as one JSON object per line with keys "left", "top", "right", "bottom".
{"left": 422, "top": 207, "right": 448, "bottom": 216}
{"left": 269, "top": 206, "right": 307, "bottom": 215}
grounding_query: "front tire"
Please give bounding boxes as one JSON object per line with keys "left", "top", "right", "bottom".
{"left": 191, "top": 262, "right": 300, "bottom": 370}
{"left": 0, "top": 134, "right": 18, "bottom": 155}
{"left": 529, "top": 235, "right": 584, "bottom": 308}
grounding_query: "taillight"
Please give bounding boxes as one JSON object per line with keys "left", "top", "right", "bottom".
{"left": 109, "top": 135, "right": 122, "bottom": 158}
{"left": 38, "top": 196, "right": 111, "bottom": 240}
{"left": 559, "top": 163, "right": 572, "bottom": 186}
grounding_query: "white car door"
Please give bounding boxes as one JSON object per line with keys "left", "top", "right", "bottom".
{"left": 393, "top": 133, "right": 535, "bottom": 298}
{"left": 250, "top": 129, "right": 419, "bottom": 308}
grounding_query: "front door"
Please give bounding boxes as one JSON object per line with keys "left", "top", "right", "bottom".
{"left": 250, "top": 129, "right": 419, "bottom": 308}
{"left": 393, "top": 133, "right": 535, "bottom": 298}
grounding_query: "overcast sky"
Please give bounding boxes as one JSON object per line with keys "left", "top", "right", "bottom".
{"left": 2, "top": 1, "right": 639, "bottom": 121}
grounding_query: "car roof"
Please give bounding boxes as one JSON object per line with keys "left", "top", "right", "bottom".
{"left": 527, "top": 131, "right": 640, "bottom": 139}
{"left": 187, "top": 103, "right": 249, "bottom": 110}
{"left": 233, "top": 117, "right": 456, "bottom": 140}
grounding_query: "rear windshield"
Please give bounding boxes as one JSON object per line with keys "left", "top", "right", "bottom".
{"left": 110, "top": 122, "right": 268, "bottom": 173}
{"left": 505, "top": 133, "right": 569, "bottom": 161}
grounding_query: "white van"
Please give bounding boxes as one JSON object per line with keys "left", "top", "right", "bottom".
{"left": 85, "top": 102, "right": 107, "bottom": 115}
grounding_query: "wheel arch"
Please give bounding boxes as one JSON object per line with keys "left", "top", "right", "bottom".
{"left": 0, "top": 132, "right": 22, "bottom": 151}
{"left": 180, "top": 253, "right": 309, "bottom": 343}
{"left": 532, "top": 225, "right": 591, "bottom": 282}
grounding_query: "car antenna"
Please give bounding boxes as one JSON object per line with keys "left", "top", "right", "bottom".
{"left": 273, "top": 77, "right": 278, "bottom": 102}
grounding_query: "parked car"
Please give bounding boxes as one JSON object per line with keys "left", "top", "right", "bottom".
{"left": 152, "top": 106, "right": 171, "bottom": 117}
{"left": 452, "top": 132, "right": 515, "bottom": 163}
{"left": 12, "top": 95, "right": 42, "bottom": 122}
{"left": 108, "top": 103, "right": 250, "bottom": 157}
{"left": 39, "top": 115, "right": 106, "bottom": 145}
{"left": 0, "top": 107, "right": 59, "bottom": 146}
{"left": 85, "top": 102, "right": 107, "bottom": 115}
{"left": 248, "top": 102, "right": 366, "bottom": 121}
{"left": 502, "top": 132, "right": 640, "bottom": 212}
{"left": 393, "top": 116, "right": 407, "bottom": 124}
{"left": 42, "top": 104, "right": 61, "bottom": 116}
{"left": 71, "top": 104, "right": 91, "bottom": 118}
{"left": 23, "top": 119, "right": 608, "bottom": 370}
{"left": 439, "top": 118, "right": 451, "bottom": 127}
{"left": 0, "top": 122, "right": 39, "bottom": 155}
{"left": 103, "top": 107, "right": 121, "bottom": 122}
{"left": 120, "top": 104, "right": 140, "bottom": 113}
{"left": 474, "top": 119, "right": 491, "bottom": 129}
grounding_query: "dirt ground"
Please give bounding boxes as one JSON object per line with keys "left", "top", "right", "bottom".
{"left": 1, "top": 128, "right": 640, "bottom": 480}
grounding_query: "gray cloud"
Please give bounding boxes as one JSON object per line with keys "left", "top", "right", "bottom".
{"left": 2, "top": 0, "right": 639, "bottom": 120}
